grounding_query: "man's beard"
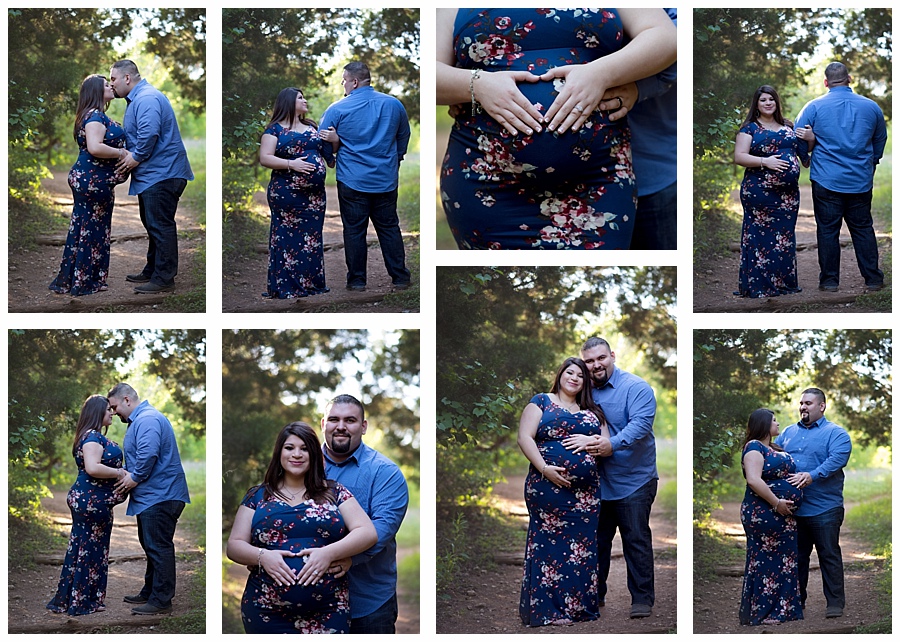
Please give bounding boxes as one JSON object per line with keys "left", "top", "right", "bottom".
{"left": 330, "top": 434, "right": 352, "bottom": 454}
{"left": 592, "top": 370, "right": 608, "bottom": 387}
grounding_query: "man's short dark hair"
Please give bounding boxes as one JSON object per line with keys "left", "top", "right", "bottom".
{"left": 802, "top": 387, "right": 827, "bottom": 406}
{"left": 108, "top": 382, "right": 139, "bottom": 401}
{"left": 327, "top": 394, "right": 365, "bottom": 420}
{"left": 111, "top": 59, "right": 141, "bottom": 77}
{"left": 824, "top": 62, "right": 850, "bottom": 86}
{"left": 343, "top": 61, "right": 371, "bottom": 84}
{"left": 581, "top": 337, "right": 612, "bottom": 353}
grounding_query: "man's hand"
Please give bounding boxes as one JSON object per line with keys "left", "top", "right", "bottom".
{"left": 786, "top": 471, "right": 812, "bottom": 489}
{"left": 328, "top": 557, "right": 353, "bottom": 578}
{"left": 598, "top": 82, "right": 639, "bottom": 122}
{"left": 116, "top": 151, "right": 140, "bottom": 173}
{"left": 114, "top": 472, "right": 138, "bottom": 494}
{"left": 586, "top": 435, "right": 613, "bottom": 457}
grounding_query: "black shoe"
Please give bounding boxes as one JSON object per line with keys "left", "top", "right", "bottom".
{"left": 123, "top": 594, "right": 149, "bottom": 604}
{"left": 392, "top": 282, "right": 411, "bottom": 290}
{"left": 598, "top": 598, "right": 606, "bottom": 607}
{"left": 865, "top": 283, "right": 885, "bottom": 292}
{"left": 134, "top": 282, "right": 175, "bottom": 294}
{"left": 630, "top": 604, "right": 652, "bottom": 618}
{"left": 126, "top": 273, "right": 152, "bottom": 283}
{"left": 818, "top": 284, "right": 839, "bottom": 292}
{"left": 346, "top": 284, "right": 366, "bottom": 292}
{"left": 132, "top": 603, "right": 172, "bottom": 615}
{"left": 826, "top": 606, "right": 843, "bottom": 618}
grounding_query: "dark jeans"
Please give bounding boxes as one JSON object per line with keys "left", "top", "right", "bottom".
{"left": 797, "top": 506, "right": 845, "bottom": 609}
{"left": 137, "top": 178, "right": 187, "bottom": 286}
{"left": 597, "top": 478, "right": 657, "bottom": 606}
{"left": 811, "top": 181, "right": 883, "bottom": 288}
{"left": 336, "top": 182, "right": 410, "bottom": 287}
{"left": 631, "top": 181, "right": 677, "bottom": 250}
{"left": 349, "top": 593, "right": 398, "bottom": 634}
{"left": 136, "top": 499, "right": 185, "bottom": 608}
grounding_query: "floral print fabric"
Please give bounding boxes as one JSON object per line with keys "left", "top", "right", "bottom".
{"left": 263, "top": 122, "right": 333, "bottom": 299}
{"left": 49, "top": 110, "right": 125, "bottom": 296}
{"left": 519, "top": 393, "right": 603, "bottom": 626}
{"left": 239, "top": 482, "right": 354, "bottom": 633}
{"left": 736, "top": 122, "right": 808, "bottom": 297}
{"left": 441, "top": 8, "right": 636, "bottom": 249}
{"left": 739, "top": 440, "right": 804, "bottom": 625}
{"left": 47, "top": 430, "right": 126, "bottom": 615}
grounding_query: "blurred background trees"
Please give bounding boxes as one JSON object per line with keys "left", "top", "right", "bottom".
{"left": 221, "top": 329, "right": 420, "bottom": 524}
{"left": 8, "top": 329, "right": 206, "bottom": 518}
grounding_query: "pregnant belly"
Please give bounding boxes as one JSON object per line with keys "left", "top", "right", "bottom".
{"left": 769, "top": 478, "right": 803, "bottom": 509}
{"left": 540, "top": 441, "right": 599, "bottom": 489}
{"left": 453, "top": 79, "right": 628, "bottom": 180}
{"left": 255, "top": 549, "right": 344, "bottom": 611}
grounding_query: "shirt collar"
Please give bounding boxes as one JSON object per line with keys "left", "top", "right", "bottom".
{"left": 799, "top": 415, "right": 825, "bottom": 429}
{"left": 828, "top": 85, "right": 853, "bottom": 94}
{"left": 600, "top": 365, "right": 621, "bottom": 390}
{"left": 324, "top": 440, "right": 366, "bottom": 466}
{"left": 125, "top": 78, "right": 148, "bottom": 104}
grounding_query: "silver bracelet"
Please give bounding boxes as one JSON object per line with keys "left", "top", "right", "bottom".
{"left": 257, "top": 547, "right": 265, "bottom": 566}
{"left": 470, "top": 69, "right": 483, "bottom": 114}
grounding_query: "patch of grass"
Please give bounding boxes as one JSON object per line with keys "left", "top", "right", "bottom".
{"left": 158, "top": 560, "right": 206, "bottom": 633}
{"left": 8, "top": 191, "right": 69, "bottom": 250}
{"left": 694, "top": 202, "right": 741, "bottom": 261}
{"left": 180, "top": 463, "right": 207, "bottom": 549}
{"left": 8, "top": 512, "right": 69, "bottom": 571}
{"left": 223, "top": 205, "right": 269, "bottom": 271}
{"left": 398, "top": 551, "right": 420, "bottom": 600}
{"left": 657, "top": 439, "right": 677, "bottom": 477}
{"left": 398, "top": 154, "right": 420, "bottom": 233}
{"left": 845, "top": 496, "right": 891, "bottom": 556}
{"left": 382, "top": 239, "right": 420, "bottom": 311}
{"left": 657, "top": 479, "right": 677, "bottom": 513}
{"left": 844, "top": 467, "right": 892, "bottom": 503}
{"left": 693, "top": 523, "right": 745, "bottom": 582}
{"left": 184, "top": 139, "right": 207, "bottom": 227}
{"left": 222, "top": 560, "right": 246, "bottom": 634}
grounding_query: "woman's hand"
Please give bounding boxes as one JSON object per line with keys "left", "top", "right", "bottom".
{"left": 287, "top": 157, "right": 316, "bottom": 174}
{"left": 562, "top": 434, "right": 597, "bottom": 454}
{"left": 295, "top": 547, "right": 337, "bottom": 586}
{"left": 543, "top": 465, "right": 571, "bottom": 488}
{"left": 473, "top": 70, "right": 544, "bottom": 136}
{"left": 539, "top": 63, "right": 611, "bottom": 133}
{"left": 773, "top": 498, "right": 795, "bottom": 516}
{"left": 258, "top": 549, "right": 298, "bottom": 587}
{"left": 795, "top": 125, "right": 815, "bottom": 143}
{"left": 762, "top": 156, "right": 789, "bottom": 173}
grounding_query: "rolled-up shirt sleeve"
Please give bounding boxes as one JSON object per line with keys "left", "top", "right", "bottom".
{"left": 131, "top": 97, "right": 162, "bottom": 163}
{"left": 608, "top": 381, "right": 657, "bottom": 452}
{"left": 811, "top": 430, "right": 851, "bottom": 481}
{"left": 128, "top": 417, "right": 162, "bottom": 483}
{"left": 350, "top": 465, "right": 409, "bottom": 567}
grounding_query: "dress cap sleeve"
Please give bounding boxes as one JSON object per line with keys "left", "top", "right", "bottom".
{"left": 262, "top": 122, "right": 280, "bottom": 138}
{"left": 241, "top": 485, "right": 266, "bottom": 510}
{"left": 742, "top": 440, "right": 768, "bottom": 458}
{"left": 331, "top": 481, "right": 354, "bottom": 505}
{"left": 529, "top": 393, "right": 548, "bottom": 409}
{"left": 738, "top": 122, "right": 755, "bottom": 136}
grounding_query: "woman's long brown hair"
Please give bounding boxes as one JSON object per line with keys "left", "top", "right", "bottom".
{"left": 73, "top": 75, "right": 110, "bottom": 139}
{"left": 72, "top": 395, "right": 109, "bottom": 455}
{"left": 259, "top": 422, "right": 333, "bottom": 504}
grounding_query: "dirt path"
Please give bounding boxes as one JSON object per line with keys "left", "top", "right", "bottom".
{"left": 694, "top": 501, "right": 885, "bottom": 633}
{"left": 221, "top": 184, "right": 419, "bottom": 313}
{"left": 437, "top": 475, "right": 678, "bottom": 634}
{"left": 694, "top": 183, "right": 891, "bottom": 313}
{"left": 8, "top": 171, "right": 204, "bottom": 313}
{"left": 8, "top": 487, "right": 203, "bottom": 634}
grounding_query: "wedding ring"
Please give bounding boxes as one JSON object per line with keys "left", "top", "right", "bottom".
{"left": 615, "top": 96, "right": 624, "bottom": 110}
{"left": 573, "top": 104, "right": 584, "bottom": 112}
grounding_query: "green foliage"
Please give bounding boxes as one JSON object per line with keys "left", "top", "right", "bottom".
{"left": 693, "top": 330, "right": 892, "bottom": 521}
{"left": 692, "top": 523, "right": 745, "bottom": 581}
{"left": 846, "top": 496, "right": 891, "bottom": 556}
{"left": 694, "top": 9, "right": 892, "bottom": 208}
{"left": 437, "top": 512, "right": 470, "bottom": 595}
{"left": 657, "top": 479, "right": 677, "bottom": 514}
{"left": 222, "top": 330, "right": 420, "bottom": 523}
{"left": 157, "top": 559, "right": 206, "bottom": 633}
{"left": 437, "top": 267, "right": 677, "bottom": 507}
{"left": 8, "top": 512, "right": 69, "bottom": 570}
{"left": 398, "top": 551, "right": 420, "bottom": 598}
{"left": 8, "top": 330, "right": 207, "bottom": 515}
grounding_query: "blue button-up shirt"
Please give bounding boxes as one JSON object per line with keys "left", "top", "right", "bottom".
{"left": 123, "top": 79, "right": 193, "bottom": 195}
{"left": 795, "top": 85, "right": 887, "bottom": 193}
{"left": 320, "top": 86, "right": 410, "bottom": 193}
{"left": 324, "top": 440, "right": 409, "bottom": 618}
{"left": 122, "top": 400, "right": 190, "bottom": 516}
{"left": 631, "top": 8, "right": 677, "bottom": 197}
{"left": 590, "top": 367, "right": 658, "bottom": 500}
{"left": 775, "top": 415, "right": 851, "bottom": 517}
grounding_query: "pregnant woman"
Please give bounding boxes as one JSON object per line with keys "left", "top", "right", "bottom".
{"left": 739, "top": 408, "right": 804, "bottom": 626}
{"left": 226, "top": 422, "right": 376, "bottom": 633}
{"left": 47, "top": 395, "right": 129, "bottom": 615}
{"left": 733, "top": 85, "right": 811, "bottom": 298}
{"left": 517, "top": 357, "right": 608, "bottom": 626}
{"left": 437, "top": 8, "right": 676, "bottom": 249}
{"left": 49, "top": 75, "right": 128, "bottom": 295}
